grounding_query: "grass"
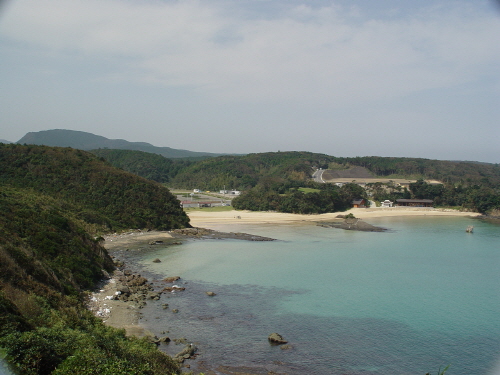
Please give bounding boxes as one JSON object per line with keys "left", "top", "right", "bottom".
{"left": 298, "top": 187, "right": 321, "bottom": 194}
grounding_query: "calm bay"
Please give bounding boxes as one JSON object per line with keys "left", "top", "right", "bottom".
{"left": 134, "top": 216, "right": 500, "bottom": 375}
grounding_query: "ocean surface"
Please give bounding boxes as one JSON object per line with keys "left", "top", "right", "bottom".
{"left": 128, "top": 216, "right": 500, "bottom": 375}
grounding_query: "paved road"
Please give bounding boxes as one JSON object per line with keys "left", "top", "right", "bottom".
{"left": 312, "top": 169, "right": 325, "bottom": 183}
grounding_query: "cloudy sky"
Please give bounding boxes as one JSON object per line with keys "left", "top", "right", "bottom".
{"left": 1, "top": 0, "right": 499, "bottom": 162}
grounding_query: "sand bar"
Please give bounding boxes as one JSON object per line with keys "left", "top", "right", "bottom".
{"left": 188, "top": 207, "right": 480, "bottom": 227}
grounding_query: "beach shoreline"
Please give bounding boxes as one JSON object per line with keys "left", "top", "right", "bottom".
{"left": 187, "top": 207, "right": 480, "bottom": 228}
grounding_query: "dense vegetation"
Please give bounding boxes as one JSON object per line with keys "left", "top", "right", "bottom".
{"left": 166, "top": 153, "right": 500, "bottom": 190}
{"left": 0, "top": 144, "right": 189, "bottom": 374}
{"left": 329, "top": 156, "right": 500, "bottom": 186}
{"left": 0, "top": 144, "right": 190, "bottom": 231}
{"left": 367, "top": 179, "right": 500, "bottom": 213}
{"left": 233, "top": 181, "right": 368, "bottom": 214}
{"left": 88, "top": 149, "right": 500, "bottom": 214}
{"left": 168, "top": 152, "right": 333, "bottom": 190}
{"left": 90, "top": 149, "right": 195, "bottom": 183}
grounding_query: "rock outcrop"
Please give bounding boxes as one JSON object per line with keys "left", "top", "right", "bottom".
{"left": 268, "top": 333, "right": 287, "bottom": 345}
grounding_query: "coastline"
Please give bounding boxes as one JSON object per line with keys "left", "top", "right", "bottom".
{"left": 187, "top": 207, "right": 480, "bottom": 228}
{"left": 88, "top": 209, "right": 483, "bottom": 374}
{"left": 88, "top": 230, "right": 175, "bottom": 338}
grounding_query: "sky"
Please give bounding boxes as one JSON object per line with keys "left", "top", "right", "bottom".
{"left": 1, "top": 0, "right": 499, "bottom": 163}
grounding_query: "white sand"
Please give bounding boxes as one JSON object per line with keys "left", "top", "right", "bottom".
{"left": 188, "top": 208, "right": 480, "bottom": 227}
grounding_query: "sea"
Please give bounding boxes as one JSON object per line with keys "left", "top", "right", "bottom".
{"left": 124, "top": 216, "right": 500, "bottom": 375}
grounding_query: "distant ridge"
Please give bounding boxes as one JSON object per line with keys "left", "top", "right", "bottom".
{"left": 0, "top": 139, "right": 12, "bottom": 144}
{"left": 17, "top": 129, "right": 225, "bottom": 159}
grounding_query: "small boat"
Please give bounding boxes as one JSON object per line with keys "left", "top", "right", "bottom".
{"left": 466, "top": 225, "right": 474, "bottom": 233}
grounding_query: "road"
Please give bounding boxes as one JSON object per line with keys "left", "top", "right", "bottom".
{"left": 312, "top": 169, "right": 325, "bottom": 183}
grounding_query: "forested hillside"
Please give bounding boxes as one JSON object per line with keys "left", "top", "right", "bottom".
{"left": 168, "top": 151, "right": 334, "bottom": 190}
{"left": 86, "top": 148, "right": 500, "bottom": 190}
{"left": 330, "top": 156, "right": 500, "bottom": 186}
{"left": 90, "top": 149, "right": 195, "bottom": 184}
{"left": 168, "top": 152, "right": 500, "bottom": 190}
{"left": 0, "top": 144, "right": 188, "bottom": 374}
{"left": 0, "top": 144, "right": 190, "bottom": 230}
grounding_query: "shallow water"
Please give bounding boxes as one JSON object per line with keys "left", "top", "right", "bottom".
{"left": 133, "top": 216, "right": 500, "bottom": 374}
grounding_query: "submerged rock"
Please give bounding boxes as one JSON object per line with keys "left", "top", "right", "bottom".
{"left": 268, "top": 333, "right": 287, "bottom": 345}
{"left": 173, "top": 344, "right": 197, "bottom": 363}
{"left": 318, "top": 219, "right": 386, "bottom": 232}
{"left": 164, "top": 276, "right": 181, "bottom": 283}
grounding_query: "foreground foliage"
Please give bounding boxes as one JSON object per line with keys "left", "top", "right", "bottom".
{"left": 0, "top": 144, "right": 188, "bottom": 374}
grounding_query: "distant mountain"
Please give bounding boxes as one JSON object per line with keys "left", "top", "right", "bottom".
{"left": 0, "top": 139, "right": 12, "bottom": 143}
{"left": 17, "top": 129, "right": 225, "bottom": 158}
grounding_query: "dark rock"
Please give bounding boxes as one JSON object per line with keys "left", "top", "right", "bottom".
{"left": 170, "top": 227, "right": 276, "bottom": 241}
{"left": 164, "top": 276, "right": 181, "bottom": 283}
{"left": 147, "top": 291, "right": 161, "bottom": 300}
{"left": 152, "top": 258, "right": 161, "bottom": 263}
{"left": 173, "top": 344, "right": 196, "bottom": 363}
{"left": 149, "top": 240, "right": 164, "bottom": 245}
{"left": 268, "top": 333, "right": 287, "bottom": 345}
{"left": 318, "top": 219, "right": 386, "bottom": 232}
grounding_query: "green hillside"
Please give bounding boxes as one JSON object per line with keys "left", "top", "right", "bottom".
{"left": 329, "top": 156, "right": 500, "bottom": 185}
{"left": 89, "top": 149, "right": 194, "bottom": 183}
{"left": 167, "top": 151, "right": 500, "bottom": 190}
{"left": 0, "top": 188, "right": 180, "bottom": 375}
{"left": 0, "top": 144, "right": 190, "bottom": 231}
{"left": 169, "top": 151, "right": 334, "bottom": 190}
{"left": 0, "top": 144, "right": 188, "bottom": 374}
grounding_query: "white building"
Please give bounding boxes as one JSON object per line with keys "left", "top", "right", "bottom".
{"left": 193, "top": 189, "right": 201, "bottom": 193}
{"left": 381, "top": 200, "right": 393, "bottom": 207}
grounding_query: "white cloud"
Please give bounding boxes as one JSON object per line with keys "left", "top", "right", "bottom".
{"left": 1, "top": 0, "right": 499, "bottom": 161}
{"left": 2, "top": 0, "right": 499, "bottom": 106}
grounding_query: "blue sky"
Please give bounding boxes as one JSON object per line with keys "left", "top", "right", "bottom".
{"left": 1, "top": 0, "right": 499, "bottom": 162}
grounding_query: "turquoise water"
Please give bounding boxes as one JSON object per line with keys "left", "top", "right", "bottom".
{"left": 134, "top": 216, "right": 500, "bottom": 374}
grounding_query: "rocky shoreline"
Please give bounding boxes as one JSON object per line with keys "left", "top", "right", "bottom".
{"left": 317, "top": 216, "right": 387, "bottom": 232}
{"left": 170, "top": 227, "right": 276, "bottom": 241}
{"left": 88, "top": 229, "right": 280, "bottom": 373}
{"left": 87, "top": 260, "right": 199, "bottom": 366}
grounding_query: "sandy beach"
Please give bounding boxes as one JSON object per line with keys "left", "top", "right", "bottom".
{"left": 187, "top": 207, "right": 480, "bottom": 228}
